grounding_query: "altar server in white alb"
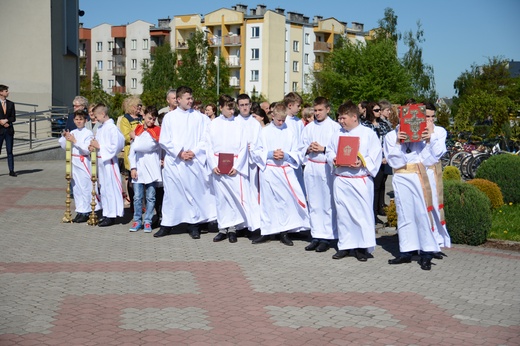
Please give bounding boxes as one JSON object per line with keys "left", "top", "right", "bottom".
{"left": 128, "top": 105, "right": 162, "bottom": 233}
{"left": 206, "top": 94, "right": 251, "bottom": 243}
{"left": 88, "top": 103, "right": 125, "bottom": 227}
{"left": 235, "top": 93, "right": 262, "bottom": 235}
{"left": 59, "top": 109, "right": 100, "bottom": 223}
{"left": 384, "top": 105, "right": 449, "bottom": 271}
{"left": 424, "top": 102, "right": 451, "bottom": 255}
{"left": 250, "top": 102, "right": 310, "bottom": 246}
{"left": 155, "top": 86, "right": 216, "bottom": 240}
{"left": 327, "top": 101, "right": 382, "bottom": 262}
{"left": 301, "top": 97, "right": 340, "bottom": 253}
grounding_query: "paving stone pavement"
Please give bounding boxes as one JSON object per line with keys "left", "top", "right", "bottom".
{"left": 0, "top": 161, "right": 519, "bottom": 346}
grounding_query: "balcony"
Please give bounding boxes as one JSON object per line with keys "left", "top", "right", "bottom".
{"left": 229, "top": 77, "right": 240, "bottom": 88}
{"left": 223, "top": 35, "right": 241, "bottom": 46}
{"left": 79, "top": 68, "right": 87, "bottom": 77}
{"left": 176, "top": 41, "right": 188, "bottom": 50}
{"left": 79, "top": 50, "right": 87, "bottom": 58}
{"left": 313, "top": 41, "right": 332, "bottom": 53}
{"left": 314, "top": 62, "right": 323, "bottom": 71}
{"left": 226, "top": 57, "right": 240, "bottom": 68}
{"left": 112, "top": 48, "right": 126, "bottom": 56}
{"left": 112, "top": 66, "right": 126, "bottom": 76}
{"left": 112, "top": 86, "right": 126, "bottom": 94}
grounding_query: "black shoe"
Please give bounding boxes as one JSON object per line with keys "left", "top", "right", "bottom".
{"left": 355, "top": 248, "right": 368, "bottom": 262}
{"left": 280, "top": 232, "right": 293, "bottom": 246}
{"left": 332, "top": 250, "right": 349, "bottom": 259}
{"left": 316, "top": 241, "right": 330, "bottom": 253}
{"left": 305, "top": 239, "right": 320, "bottom": 251}
{"left": 252, "top": 235, "right": 270, "bottom": 244}
{"left": 190, "top": 229, "right": 201, "bottom": 239}
{"left": 419, "top": 257, "right": 432, "bottom": 270}
{"left": 432, "top": 252, "right": 446, "bottom": 260}
{"left": 375, "top": 217, "right": 384, "bottom": 225}
{"left": 153, "top": 226, "right": 172, "bottom": 238}
{"left": 228, "top": 232, "right": 237, "bottom": 243}
{"left": 98, "top": 217, "right": 115, "bottom": 227}
{"left": 213, "top": 232, "right": 227, "bottom": 242}
{"left": 9, "top": 171, "right": 17, "bottom": 177}
{"left": 74, "top": 213, "right": 90, "bottom": 223}
{"left": 388, "top": 256, "right": 412, "bottom": 265}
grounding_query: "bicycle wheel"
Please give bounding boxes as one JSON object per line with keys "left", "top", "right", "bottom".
{"left": 467, "top": 153, "right": 490, "bottom": 179}
{"left": 459, "top": 154, "right": 474, "bottom": 179}
{"left": 450, "top": 151, "right": 471, "bottom": 170}
{"left": 440, "top": 151, "right": 451, "bottom": 169}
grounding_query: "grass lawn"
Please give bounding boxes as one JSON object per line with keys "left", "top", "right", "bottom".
{"left": 489, "top": 203, "right": 520, "bottom": 242}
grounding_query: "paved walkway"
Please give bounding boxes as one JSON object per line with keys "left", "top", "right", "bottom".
{"left": 0, "top": 161, "right": 519, "bottom": 346}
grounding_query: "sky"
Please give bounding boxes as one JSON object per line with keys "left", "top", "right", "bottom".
{"left": 79, "top": 0, "right": 520, "bottom": 98}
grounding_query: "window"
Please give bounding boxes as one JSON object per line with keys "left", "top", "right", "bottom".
{"left": 305, "top": 33, "right": 310, "bottom": 44}
{"left": 285, "top": 51, "right": 288, "bottom": 62}
{"left": 143, "top": 59, "right": 149, "bottom": 67}
{"left": 131, "top": 39, "right": 137, "bottom": 50}
{"left": 251, "top": 70, "right": 259, "bottom": 81}
{"left": 131, "top": 78, "right": 137, "bottom": 89}
{"left": 293, "top": 61, "right": 299, "bottom": 72}
{"left": 251, "top": 26, "right": 260, "bottom": 38}
{"left": 131, "top": 59, "right": 137, "bottom": 69}
{"left": 108, "top": 80, "right": 114, "bottom": 88}
{"left": 99, "top": 79, "right": 103, "bottom": 86}
{"left": 97, "top": 60, "right": 103, "bottom": 70}
{"left": 96, "top": 42, "right": 102, "bottom": 51}
{"left": 293, "top": 40, "right": 299, "bottom": 52}
{"left": 108, "top": 41, "right": 114, "bottom": 51}
{"left": 107, "top": 60, "right": 113, "bottom": 70}
{"left": 292, "top": 82, "right": 298, "bottom": 92}
{"left": 251, "top": 48, "right": 259, "bottom": 60}
{"left": 143, "top": 39, "right": 149, "bottom": 49}
{"left": 304, "top": 54, "right": 309, "bottom": 65}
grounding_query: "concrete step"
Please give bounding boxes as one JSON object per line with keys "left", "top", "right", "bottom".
{"left": 0, "top": 137, "right": 64, "bottom": 162}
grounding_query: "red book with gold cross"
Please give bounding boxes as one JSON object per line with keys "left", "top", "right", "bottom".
{"left": 336, "top": 136, "right": 360, "bottom": 166}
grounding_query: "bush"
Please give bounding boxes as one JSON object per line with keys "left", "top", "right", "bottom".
{"left": 384, "top": 199, "right": 397, "bottom": 228}
{"left": 443, "top": 165, "right": 461, "bottom": 181}
{"left": 475, "top": 154, "right": 520, "bottom": 203}
{"left": 444, "top": 180, "right": 491, "bottom": 246}
{"left": 467, "top": 178, "right": 504, "bottom": 210}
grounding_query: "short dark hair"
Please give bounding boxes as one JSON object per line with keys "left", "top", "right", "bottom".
{"left": 176, "top": 86, "right": 192, "bottom": 98}
{"left": 0, "top": 84, "right": 8, "bottom": 92}
{"left": 236, "top": 93, "right": 251, "bottom": 103}
{"left": 219, "top": 94, "right": 235, "bottom": 109}
{"left": 424, "top": 102, "right": 436, "bottom": 112}
{"left": 145, "top": 105, "right": 159, "bottom": 118}
{"left": 337, "top": 101, "right": 359, "bottom": 118}
{"left": 73, "top": 109, "right": 87, "bottom": 119}
{"left": 313, "top": 96, "right": 330, "bottom": 109}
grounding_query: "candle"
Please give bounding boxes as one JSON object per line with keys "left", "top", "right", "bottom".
{"left": 90, "top": 149, "right": 97, "bottom": 179}
{"left": 65, "top": 140, "right": 72, "bottom": 175}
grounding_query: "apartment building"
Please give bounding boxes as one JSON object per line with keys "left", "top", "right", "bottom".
{"left": 82, "top": 4, "right": 371, "bottom": 101}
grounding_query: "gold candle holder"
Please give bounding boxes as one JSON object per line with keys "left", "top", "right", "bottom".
{"left": 87, "top": 149, "right": 99, "bottom": 226}
{"left": 62, "top": 140, "right": 73, "bottom": 223}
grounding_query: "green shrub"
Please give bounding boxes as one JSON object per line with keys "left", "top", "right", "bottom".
{"left": 443, "top": 165, "right": 461, "bottom": 181}
{"left": 467, "top": 178, "right": 504, "bottom": 210}
{"left": 444, "top": 180, "right": 491, "bottom": 246}
{"left": 475, "top": 154, "right": 520, "bottom": 203}
{"left": 384, "top": 199, "right": 397, "bottom": 228}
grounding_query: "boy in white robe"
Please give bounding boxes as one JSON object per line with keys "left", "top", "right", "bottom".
{"left": 128, "top": 106, "right": 162, "bottom": 233}
{"left": 424, "top": 103, "right": 451, "bottom": 255}
{"left": 206, "top": 95, "right": 250, "bottom": 243}
{"left": 155, "top": 86, "right": 216, "bottom": 239}
{"left": 301, "top": 97, "right": 340, "bottom": 253}
{"left": 235, "top": 94, "right": 262, "bottom": 235}
{"left": 327, "top": 101, "right": 382, "bottom": 261}
{"left": 59, "top": 110, "right": 100, "bottom": 223}
{"left": 89, "top": 103, "right": 125, "bottom": 227}
{"left": 384, "top": 106, "right": 446, "bottom": 271}
{"left": 250, "top": 103, "right": 310, "bottom": 246}
{"left": 283, "top": 92, "right": 306, "bottom": 196}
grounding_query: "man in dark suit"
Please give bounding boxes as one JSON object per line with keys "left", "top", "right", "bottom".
{"left": 0, "top": 84, "right": 17, "bottom": 177}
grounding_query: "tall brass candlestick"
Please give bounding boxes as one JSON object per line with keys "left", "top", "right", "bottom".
{"left": 88, "top": 148, "right": 99, "bottom": 226}
{"left": 62, "top": 140, "right": 73, "bottom": 223}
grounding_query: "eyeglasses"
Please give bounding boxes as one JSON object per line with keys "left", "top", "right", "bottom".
{"left": 373, "top": 109, "right": 381, "bottom": 112}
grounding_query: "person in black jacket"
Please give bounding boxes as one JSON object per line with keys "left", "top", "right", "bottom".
{"left": 0, "top": 84, "right": 17, "bottom": 177}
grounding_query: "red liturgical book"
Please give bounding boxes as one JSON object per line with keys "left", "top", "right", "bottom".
{"left": 336, "top": 136, "right": 360, "bottom": 166}
{"left": 218, "top": 153, "right": 234, "bottom": 174}
{"left": 399, "top": 104, "right": 427, "bottom": 143}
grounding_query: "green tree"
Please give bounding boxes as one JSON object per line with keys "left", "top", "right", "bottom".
{"left": 141, "top": 43, "right": 179, "bottom": 108}
{"left": 453, "top": 57, "right": 519, "bottom": 135}
{"left": 312, "top": 7, "right": 436, "bottom": 106}
{"left": 436, "top": 102, "right": 451, "bottom": 129}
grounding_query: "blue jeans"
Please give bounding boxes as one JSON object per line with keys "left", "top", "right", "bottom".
{"left": 133, "top": 182, "right": 156, "bottom": 225}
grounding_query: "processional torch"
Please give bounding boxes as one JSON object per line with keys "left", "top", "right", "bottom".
{"left": 62, "top": 139, "right": 73, "bottom": 223}
{"left": 87, "top": 144, "right": 99, "bottom": 226}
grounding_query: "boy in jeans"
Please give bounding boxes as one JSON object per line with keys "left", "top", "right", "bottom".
{"left": 129, "top": 106, "right": 162, "bottom": 233}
